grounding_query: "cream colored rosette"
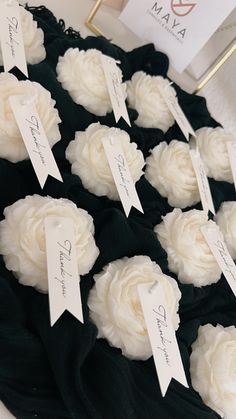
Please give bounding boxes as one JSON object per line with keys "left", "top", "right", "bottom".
{"left": 145, "top": 140, "right": 200, "bottom": 208}
{"left": 66, "top": 122, "right": 144, "bottom": 200}
{"left": 0, "top": 195, "right": 100, "bottom": 293}
{"left": 190, "top": 324, "right": 236, "bottom": 419}
{"left": 56, "top": 48, "right": 127, "bottom": 116}
{"left": 88, "top": 255, "right": 181, "bottom": 360}
{"left": 0, "top": 73, "right": 61, "bottom": 162}
{"left": 155, "top": 208, "right": 221, "bottom": 286}
{"left": 126, "top": 71, "right": 175, "bottom": 132}
{"left": 0, "top": 6, "right": 46, "bottom": 65}
{"left": 214, "top": 201, "right": 236, "bottom": 260}
{"left": 195, "top": 127, "right": 235, "bottom": 183}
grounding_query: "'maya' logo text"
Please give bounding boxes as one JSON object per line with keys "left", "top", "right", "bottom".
{"left": 147, "top": 2, "right": 191, "bottom": 43}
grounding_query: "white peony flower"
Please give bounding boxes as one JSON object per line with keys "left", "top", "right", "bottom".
{"left": 190, "top": 324, "right": 236, "bottom": 419}
{"left": 56, "top": 48, "right": 127, "bottom": 116}
{"left": 0, "top": 6, "right": 46, "bottom": 66}
{"left": 66, "top": 122, "right": 145, "bottom": 201}
{"left": 155, "top": 208, "right": 221, "bottom": 286}
{"left": 88, "top": 255, "right": 181, "bottom": 360}
{"left": 214, "top": 202, "right": 236, "bottom": 260}
{"left": 0, "top": 195, "right": 99, "bottom": 293}
{"left": 126, "top": 71, "right": 175, "bottom": 132}
{"left": 195, "top": 127, "right": 235, "bottom": 183}
{"left": 145, "top": 140, "right": 200, "bottom": 208}
{"left": 0, "top": 73, "right": 61, "bottom": 162}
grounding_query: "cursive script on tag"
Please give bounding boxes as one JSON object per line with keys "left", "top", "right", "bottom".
{"left": 100, "top": 55, "right": 131, "bottom": 126}
{"left": 111, "top": 71, "right": 123, "bottom": 110}
{"left": 153, "top": 305, "right": 171, "bottom": 366}
{"left": 201, "top": 221, "right": 236, "bottom": 297}
{"left": 44, "top": 216, "right": 84, "bottom": 326}
{"left": 115, "top": 154, "right": 131, "bottom": 198}
{"left": 158, "top": 83, "right": 195, "bottom": 141}
{"left": 214, "top": 240, "right": 236, "bottom": 283}
{"left": 190, "top": 148, "right": 215, "bottom": 215}
{"left": 9, "top": 95, "right": 62, "bottom": 188}
{"left": 6, "top": 16, "right": 19, "bottom": 58}
{"left": 138, "top": 282, "right": 188, "bottom": 397}
{"left": 54, "top": 240, "right": 73, "bottom": 298}
{"left": 26, "top": 115, "right": 47, "bottom": 166}
{"left": 0, "top": 1, "right": 28, "bottom": 76}
{"left": 102, "top": 136, "right": 143, "bottom": 217}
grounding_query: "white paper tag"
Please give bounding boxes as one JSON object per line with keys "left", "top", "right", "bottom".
{"left": 201, "top": 220, "right": 236, "bottom": 297}
{"left": 44, "top": 216, "right": 84, "bottom": 326}
{"left": 100, "top": 55, "right": 131, "bottom": 126}
{"left": 226, "top": 137, "right": 236, "bottom": 191}
{"left": 0, "top": 0, "right": 28, "bottom": 77}
{"left": 102, "top": 135, "right": 143, "bottom": 217}
{"left": 158, "top": 83, "right": 195, "bottom": 141}
{"left": 9, "top": 95, "right": 62, "bottom": 188}
{"left": 138, "top": 282, "right": 188, "bottom": 396}
{"left": 190, "top": 148, "right": 215, "bottom": 215}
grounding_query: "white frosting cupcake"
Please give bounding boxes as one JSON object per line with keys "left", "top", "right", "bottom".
{"left": 127, "top": 71, "right": 175, "bottom": 132}
{"left": 66, "top": 122, "right": 144, "bottom": 200}
{"left": 145, "top": 140, "right": 200, "bottom": 208}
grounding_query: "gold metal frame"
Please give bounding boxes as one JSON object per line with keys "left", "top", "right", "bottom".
{"left": 194, "top": 40, "right": 236, "bottom": 93}
{"left": 85, "top": 0, "right": 106, "bottom": 37}
{"left": 85, "top": 0, "right": 236, "bottom": 92}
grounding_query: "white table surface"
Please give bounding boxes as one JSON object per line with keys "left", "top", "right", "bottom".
{"left": 0, "top": 1, "right": 235, "bottom": 417}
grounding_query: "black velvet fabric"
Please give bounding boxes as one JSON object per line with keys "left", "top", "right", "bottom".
{"left": 0, "top": 6, "right": 235, "bottom": 419}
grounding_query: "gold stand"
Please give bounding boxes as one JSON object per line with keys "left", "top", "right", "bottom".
{"left": 86, "top": 0, "right": 236, "bottom": 93}
{"left": 194, "top": 40, "right": 236, "bottom": 93}
{"left": 85, "top": 0, "right": 106, "bottom": 37}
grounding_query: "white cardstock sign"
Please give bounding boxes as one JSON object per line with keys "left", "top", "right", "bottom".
{"left": 9, "top": 95, "right": 62, "bottom": 188}
{"left": 158, "top": 83, "right": 195, "bottom": 141}
{"left": 190, "top": 148, "right": 215, "bottom": 215}
{"left": 44, "top": 216, "right": 84, "bottom": 326}
{"left": 201, "top": 220, "right": 236, "bottom": 297}
{"left": 138, "top": 282, "right": 188, "bottom": 397}
{"left": 0, "top": 0, "right": 28, "bottom": 76}
{"left": 102, "top": 135, "right": 143, "bottom": 217}
{"left": 226, "top": 137, "right": 236, "bottom": 191}
{"left": 120, "top": 0, "right": 236, "bottom": 72}
{"left": 100, "top": 55, "right": 131, "bottom": 126}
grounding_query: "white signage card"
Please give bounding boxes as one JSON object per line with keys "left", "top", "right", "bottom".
{"left": 158, "top": 83, "right": 195, "bottom": 141}
{"left": 201, "top": 220, "right": 236, "bottom": 297}
{"left": 120, "top": 0, "right": 236, "bottom": 73}
{"left": 9, "top": 95, "right": 62, "bottom": 188}
{"left": 226, "top": 137, "right": 236, "bottom": 191}
{"left": 138, "top": 282, "right": 188, "bottom": 396}
{"left": 0, "top": 0, "right": 28, "bottom": 77}
{"left": 100, "top": 55, "right": 131, "bottom": 126}
{"left": 189, "top": 148, "right": 215, "bottom": 215}
{"left": 44, "top": 216, "right": 84, "bottom": 326}
{"left": 102, "top": 136, "right": 143, "bottom": 217}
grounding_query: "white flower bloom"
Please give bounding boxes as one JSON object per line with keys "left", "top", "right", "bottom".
{"left": 214, "top": 202, "right": 236, "bottom": 260}
{"left": 88, "top": 255, "right": 181, "bottom": 360}
{"left": 195, "top": 127, "right": 235, "bottom": 183}
{"left": 0, "top": 6, "right": 46, "bottom": 66}
{"left": 145, "top": 140, "right": 200, "bottom": 208}
{"left": 127, "top": 71, "right": 175, "bottom": 132}
{"left": 66, "top": 122, "right": 144, "bottom": 200}
{"left": 0, "top": 73, "right": 61, "bottom": 162}
{"left": 56, "top": 48, "right": 127, "bottom": 116}
{"left": 190, "top": 324, "right": 236, "bottom": 419}
{"left": 155, "top": 208, "right": 221, "bottom": 286}
{"left": 0, "top": 195, "right": 99, "bottom": 293}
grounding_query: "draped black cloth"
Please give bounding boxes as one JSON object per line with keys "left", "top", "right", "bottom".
{"left": 0, "top": 6, "right": 235, "bottom": 419}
